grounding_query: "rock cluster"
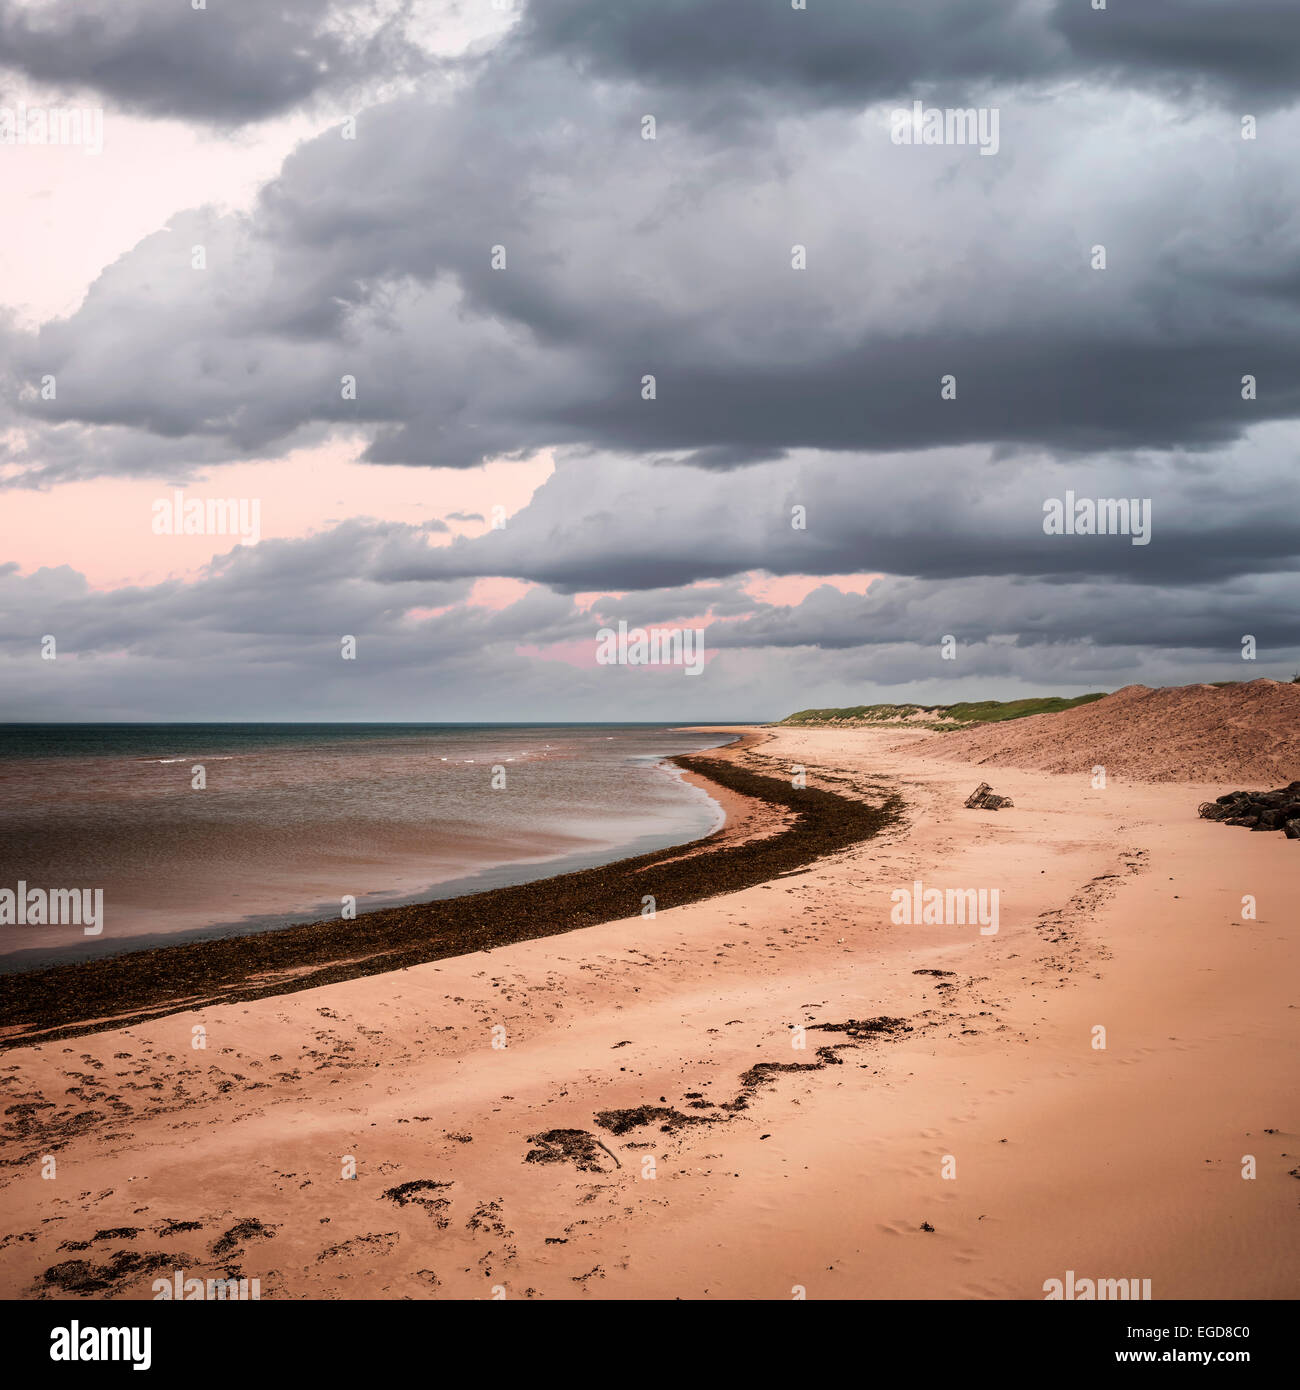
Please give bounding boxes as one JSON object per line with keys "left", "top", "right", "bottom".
{"left": 965, "top": 782, "right": 1014, "bottom": 810}
{"left": 1198, "top": 782, "right": 1300, "bottom": 837}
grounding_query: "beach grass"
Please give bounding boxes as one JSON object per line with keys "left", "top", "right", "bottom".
{"left": 773, "top": 693, "right": 1106, "bottom": 731}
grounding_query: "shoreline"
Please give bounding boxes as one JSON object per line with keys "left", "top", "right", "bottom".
{"left": 0, "top": 739, "right": 740, "bottom": 975}
{"left": 0, "top": 730, "right": 899, "bottom": 1048}
{"left": 0, "top": 726, "right": 744, "bottom": 969}
{"left": 0, "top": 725, "right": 1294, "bottom": 1300}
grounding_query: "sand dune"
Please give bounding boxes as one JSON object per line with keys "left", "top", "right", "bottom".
{"left": 909, "top": 679, "right": 1300, "bottom": 784}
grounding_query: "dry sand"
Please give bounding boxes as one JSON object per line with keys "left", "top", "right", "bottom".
{"left": 913, "top": 678, "right": 1300, "bottom": 784}
{"left": 1, "top": 708, "right": 1296, "bottom": 1300}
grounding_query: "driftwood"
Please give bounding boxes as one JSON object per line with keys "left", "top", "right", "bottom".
{"left": 965, "top": 782, "right": 1014, "bottom": 811}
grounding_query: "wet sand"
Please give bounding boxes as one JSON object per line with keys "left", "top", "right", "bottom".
{"left": 0, "top": 727, "right": 1295, "bottom": 1300}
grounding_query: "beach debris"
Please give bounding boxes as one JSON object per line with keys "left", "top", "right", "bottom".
{"left": 598, "top": 1015, "right": 918, "bottom": 1139}
{"left": 1197, "top": 783, "right": 1300, "bottom": 835}
{"left": 210, "top": 1218, "right": 276, "bottom": 1258}
{"left": 465, "top": 1199, "right": 510, "bottom": 1235}
{"left": 40, "top": 1249, "right": 178, "bottom": 1296}
{"left": 524, "top": 1129, "right": 620, "bottom": 1172}
{"left": 317, "top": 1231, "right": 399, "bottom": 1261}
{"left": 379, "top": 1180, "right": 454, "bottom": 1227}
{"left": 593, "top": 1104, "right": 717, "bottom": 1136}
{"left": 808, "top": 1016, "right": 912, "bottom": 1040}
{"left": 154, "top": 1219, "right": 203, "bottom": 1236}
{"left": 964, "top": 783, "right": 1014, "bottom": 810}
{"left": 733, "top": 1052, "right": 843, "bottom": 1103}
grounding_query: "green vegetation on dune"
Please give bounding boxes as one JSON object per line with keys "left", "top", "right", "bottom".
{"left": 773, "top": 692, "right": 1106, "bottom": 730}
{"left": 936, "top": 695, "right": 1107, "bottom": 723}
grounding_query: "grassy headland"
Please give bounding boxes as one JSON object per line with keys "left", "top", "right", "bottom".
{"left": 772, "top": 693, "right": 1106, "bottom": 731}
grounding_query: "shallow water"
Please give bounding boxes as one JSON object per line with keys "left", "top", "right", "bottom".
{"left": 0, "top": 723, "right": 733, "bottom": 968}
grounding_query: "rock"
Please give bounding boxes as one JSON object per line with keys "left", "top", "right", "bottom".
{"left": 1201, "top": 785, "right": 1300, "bottom": 836}
{"left": 965, "top": 782, "right": 1014, "bottom": 810}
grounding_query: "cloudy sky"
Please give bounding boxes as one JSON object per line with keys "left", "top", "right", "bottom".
{"left": 2, "top": 0, "right": 1298, "bottom": 722}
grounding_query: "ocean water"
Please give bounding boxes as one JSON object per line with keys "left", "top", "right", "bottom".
{"left": 0, "top": 724, "right": 735, "bottom": 969}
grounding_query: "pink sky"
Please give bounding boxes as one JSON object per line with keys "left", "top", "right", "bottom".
{"left": 742, "top": 572, "right": 876, "bottom": 604}
{"left": 3, "top": 444, "right": 555, "bottom": 588}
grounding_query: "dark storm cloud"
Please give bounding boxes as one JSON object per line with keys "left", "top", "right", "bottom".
{"left": 543, "top": 334, "right": 1300, "bottom": 462}
{"left": 509, "top": 0, "right": 1057, "bottom": 107}
{"left": 2, "top": 0, "right": 1289, "bottom": 137}
{"left": 704, "top": 572, "right": 1300, "bottom": 655}
{"left": 10, "top": 63, "right": 1300, "bottom": 479}
{"left": 1053, "top": 0, "right": 1300, "bottom": 106}
{"left": 372, "top": 442, "right": 1300, "bottom": 593}
{"left": 0, "top": 0, "right": 429, "bottom": 124}
{"left": 512, "top": 0, "right": 1300, "bottom": 108}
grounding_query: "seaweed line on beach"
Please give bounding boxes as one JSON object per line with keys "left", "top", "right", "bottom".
{"left": 0, "top": 739, "right": 901, "bottom": 1047}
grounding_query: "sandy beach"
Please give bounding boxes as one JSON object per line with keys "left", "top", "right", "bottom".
{"left": 1, "top": 710, "right": 1297, "bottom": 1301}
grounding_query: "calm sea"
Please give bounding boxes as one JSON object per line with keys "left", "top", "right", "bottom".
{"left": 0, "top": 724, "right": 735, "bottom": 969}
